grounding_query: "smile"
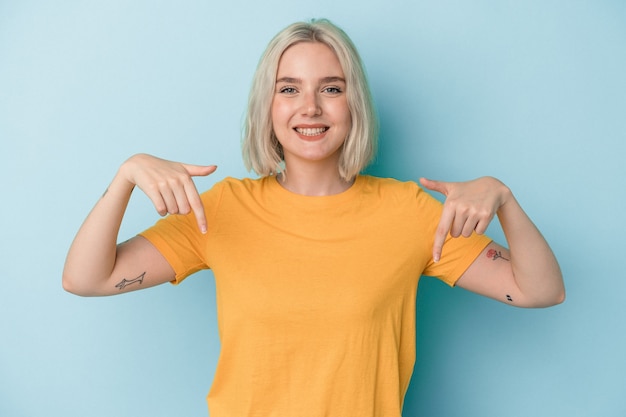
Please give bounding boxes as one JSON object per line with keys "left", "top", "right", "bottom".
{"left": 295, "top": 127, "right": 329, "bottom": 136}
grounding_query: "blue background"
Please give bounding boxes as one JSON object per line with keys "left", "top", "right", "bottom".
{"left": 1, "top": 1, "right": 625, "bottom": 416}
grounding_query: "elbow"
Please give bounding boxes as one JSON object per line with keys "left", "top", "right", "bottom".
{"left": 62, "top": 262, "right": 81, "bottom": 295}
{"left": 537, "top": 291, "right": 565, "bottom": 308}
{"left": 524, "top": 286, "right": 566, "bottom": 309}
{"left": 519, "top": 269, "right": 566, "bottom": 308}
{"left": 556, "top": 287, "right": 566, "bottom": 305}
{"left": 551, "top": 287, "right": 566, "bottom": 306}
{"left": 62, "top": 272, "right": 96, "bottom": 297}
{"left": 62, "top": 274, "right": 83, "bottom": 296}
{"left": 547, "top": 273, "right": 567, "bottom": 307}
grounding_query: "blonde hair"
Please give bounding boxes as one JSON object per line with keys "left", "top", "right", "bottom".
{"left": 242, "top": 19, "right": 378, "bottom": 181}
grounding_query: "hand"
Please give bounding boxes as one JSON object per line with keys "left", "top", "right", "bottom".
{"left": 120, "top": 154, "right": 217, "bottom": 233}
{"left": 419, "top": 176, "right": 511, "bottom": 262}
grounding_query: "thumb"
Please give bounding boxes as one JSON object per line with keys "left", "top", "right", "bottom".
{"left": 419, "top": 177, "right": 450, "bottom": 196}
{"left": 183, "top": 164, "right": 218, "bottom": 178}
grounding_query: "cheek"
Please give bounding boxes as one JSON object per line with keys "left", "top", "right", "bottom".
{"left": 271, "top": 101, "right": 289, "bottom": 130}
{"left": 331, "top": 99, "right": 351, "bottom": 125}
{"left": 271, "top": 102, "right": 293, "bottom": 142}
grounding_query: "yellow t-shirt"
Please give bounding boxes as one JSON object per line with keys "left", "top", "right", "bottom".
{"left": 140, "top": 175, "right": 491, "bottom": 417}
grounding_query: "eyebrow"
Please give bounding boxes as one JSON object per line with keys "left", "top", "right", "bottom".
{"left": 275, "top": 76, "right": 346, "bottom": 84}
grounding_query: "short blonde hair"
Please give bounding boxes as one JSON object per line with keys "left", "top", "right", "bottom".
{"left": 242, "top": 19, "right": 378, "bottom": 181}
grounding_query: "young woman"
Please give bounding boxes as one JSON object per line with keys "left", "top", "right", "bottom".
{"left": 63, "top": 19, "right": 564, "bottom": 417}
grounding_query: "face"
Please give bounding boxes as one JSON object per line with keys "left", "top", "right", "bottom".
{"left": 271, "top": 42, "right": 351, "bottom": 170}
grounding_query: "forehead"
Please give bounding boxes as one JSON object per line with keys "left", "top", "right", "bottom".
{"left": 276, "top": 42, "right": 344, "bottom": 78}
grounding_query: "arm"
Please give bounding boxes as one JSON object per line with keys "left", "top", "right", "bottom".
{"left": 420, "top": 177, "right": 565, "bottom": 308}
{"left": 62, "top": 154, "right": 217, "bottom": 296}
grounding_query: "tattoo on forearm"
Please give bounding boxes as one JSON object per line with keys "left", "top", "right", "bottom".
{"left": 487, "top": 248, "right": 510, "bottom": 262}
{"left": 506, "top": 294, "right": 513, "bottom": 302}
{"left": 115, "top": 272, "right": 146, "bottom": 291}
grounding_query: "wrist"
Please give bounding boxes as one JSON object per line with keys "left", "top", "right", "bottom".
{"left": 118, "top": 154, "right": 147, "bottom": 188}
{"left": 497, "top": 186, "right": 517, "bottom": 217}
{"left": 482, "top": 176, "right": 513, "bottom": 211}
{"left": 110, "top": 162, "right": 137, "bottom": 196}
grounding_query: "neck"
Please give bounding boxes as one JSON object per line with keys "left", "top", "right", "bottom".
{"left": 277, "top": 165, "right": 355, "bottom": 196}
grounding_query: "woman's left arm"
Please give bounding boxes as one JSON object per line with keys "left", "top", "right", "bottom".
{"left": 420, "top": 177, "right": 565, "bottom": 308}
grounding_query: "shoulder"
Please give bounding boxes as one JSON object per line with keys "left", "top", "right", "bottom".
{"left": 199, "top": 176, "right": 273, "bottom": 208}
{"left": 360, "top": 175, "right": 428, "bottom": 200}
{"left": 359, "top": 175, "right": 443, "bottom": 216}
{"left": 201, "top": 176, "right": 267, "bottom": 195}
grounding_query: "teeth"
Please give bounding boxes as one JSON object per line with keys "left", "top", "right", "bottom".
{"left": 296, "top": 127, "right": 327, "bottom": 136}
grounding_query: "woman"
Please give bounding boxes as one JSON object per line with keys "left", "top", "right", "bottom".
{"left": 63, "top": 19, "right": 564, "bottom": 417}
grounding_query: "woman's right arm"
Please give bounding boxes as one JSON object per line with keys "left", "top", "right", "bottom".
{"left": 62, "top": 154, "right": 217, "bottom": 296}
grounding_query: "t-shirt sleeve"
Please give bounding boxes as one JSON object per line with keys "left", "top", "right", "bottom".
{"left": 138, "top": 181, "right": 224, "bottom": 285}
{"left": 415, "top": 185, "right": 492, "bottom": 287}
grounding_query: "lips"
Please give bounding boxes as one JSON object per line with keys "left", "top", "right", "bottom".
{"left": 294, "top": 126, "right": 329, "bottom": 136}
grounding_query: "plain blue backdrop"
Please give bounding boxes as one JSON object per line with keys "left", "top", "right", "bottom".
{"left": 1, "top": 0, "right": 625, "bottom": 416}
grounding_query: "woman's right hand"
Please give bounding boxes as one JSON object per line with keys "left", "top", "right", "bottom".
{"left": 120, "top": 154, "right": 217, "bottom": 233}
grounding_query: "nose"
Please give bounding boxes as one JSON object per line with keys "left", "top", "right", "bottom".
{"left": 301, "top": 91, "right": 322, "bottom": 117}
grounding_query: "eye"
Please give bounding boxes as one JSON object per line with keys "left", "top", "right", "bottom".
{"left": 279, "top": 86, "right": 297, "bottom": 94}
{"left": 323, "top": 86, "right": 342, "bottom": 94}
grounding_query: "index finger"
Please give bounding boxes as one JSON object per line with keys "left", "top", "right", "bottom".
{"left": 183, "top": 181, "right": 207, "bottom": 234}
{"left": 433, "top": 204, "right": 455, "bottom": 262}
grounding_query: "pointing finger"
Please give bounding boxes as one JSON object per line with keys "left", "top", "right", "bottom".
{"left": 433, "top": 204, "right": 455, "bottom": 262}
{"left": 182, "top": 164, "right": 216, "bottom": 233}
{"left": 184, "top": 182, "right": 207, "bottom": 234}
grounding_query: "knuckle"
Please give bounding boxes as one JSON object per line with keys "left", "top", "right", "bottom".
{"left": 460, "top": 205, "right": 472, "bottom": 216}
{"left": 166, "top": 177, "right": 181, "bottom": 188}
{"left": 145, "top": 182, "right": 161, "bottom": 194}
{"left": 478, "top": 207, "right": 492, "bottom": 218}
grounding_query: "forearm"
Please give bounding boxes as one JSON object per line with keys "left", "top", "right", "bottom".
{"left": 498, "top": 191, "right": 565, "bottom": 307}
{"left": 62, "top": 170, "right": 135, "bottom": 295}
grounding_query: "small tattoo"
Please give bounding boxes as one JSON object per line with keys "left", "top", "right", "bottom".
{"left": 115, "top": 272, "right": 146, "bottom": 291}
{"left": 487, "top": 248, "right": 510, "bottom": 262}
{"left": 506, "top": 294, "right": 513, "bottom": 302}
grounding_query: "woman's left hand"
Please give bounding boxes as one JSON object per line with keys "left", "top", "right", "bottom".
{"left": 419, "top": 176, "right": 512, "bottom": 262}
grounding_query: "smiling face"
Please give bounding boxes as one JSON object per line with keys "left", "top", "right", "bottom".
{"left": 271, "top": 41, "right": 352, "bottom": 172}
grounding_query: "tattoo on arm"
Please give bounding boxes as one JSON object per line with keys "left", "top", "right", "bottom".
{"left": 487, "top": 249, "right": 513, "bottom": 302}
{"left": 115, "top": 272, "right": 146, "bottom": 291}
{"left": 487, "top": 248, "right": 510, "bottom": 262}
